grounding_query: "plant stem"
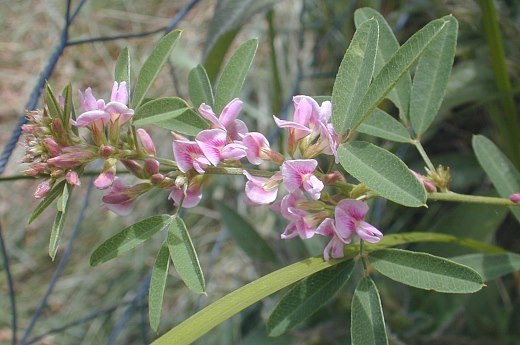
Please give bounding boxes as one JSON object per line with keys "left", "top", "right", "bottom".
{"left": 359, "top": 240, "right": 369, "bottom": 272}
{"left": 428, "top": 192, "right": 518, "bottom": 206}
{"left": 413, "top": 140, "right": 435, "bottom": 171}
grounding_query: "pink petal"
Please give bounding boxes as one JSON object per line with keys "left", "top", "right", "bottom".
{"left": 34, "top": 180, "right": 51, "bottom": 199}
{"left": 226, "top": 119, "right": 249, "bottom": 141}
{"left": 281, "top": 159, "right": 318, "bottom": 193}
{"left": 80, "top": 88, "right": 98, "bottom": 111}
{"left": 173, "top": 140, "right": 204, "bottom": 173}
{"left": 272, "top": 115, "right": 312, "bottom": 133}
{"left": 104, "top": 201, "right": 134, "bottom": 216}
{"left": 105, "top": 101, "right": 134, "bottom": 123}
{"left": 242, "top": 132, "right": 270, "bottom": 165}
{"left": 243, "top": 170, "right": 279, "bottom": 205}
{"left": 94, "top": 168, "right": 116, "bottom": 190}
{"left": 322, "top": 236, "right": 345, "bottom": 261}
{"left": 73, "top": 110, "right": 109, "bottom": 127}
{"left": 356, "top": 220, "right": 383, "bottom": 243}
{"left": 316, "top": 218, "right": 336, "bottom": 237}
{"left": 65, "top": 170, "right": 81, "bottom": 186}
{"left": 198, "top": 103, "right": 221, "bottom": 127}
{"left": 220, "top": 142, "right": 247, "bottom": 161}
{"left": 336, "top": 199, "right": 368, "bottom": 221}
{"left": 110, "top": 81, "right": 129, "bottom": 104}
{"left": 302, "top": 174, "right": 324, "bottom": 200}
{"left": 292, "top": 96, "right": 316, "bottom": 126}
{"left": 196, "top": 129, "right": 227, "bottom": 166}
{"left": 281, "top": 222, "right": 299, "bottom": 239}
{"left": 219, "top": 98, "right": 243, "bottom": 128}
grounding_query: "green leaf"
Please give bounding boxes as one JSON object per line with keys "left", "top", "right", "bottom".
{"left": 44, "top": 82, "right": 63, "bottom": 119}
{"left": 90, "top": 215, "right": 171, "bottom": 266}
{"left": 369, "top": 248, "right": 484, "bottom": 293}
{"left": 188, "top": 64, "right": 214, "bottom": 108}
{"left": 150, "top": 232, "right": 498, "bottom": 345}
{"left": 49, "top": 183, "right": 72, "bottom": 260}
{"left": 352, "top": 16, "right": 454, "bottom": 132}
{"left": 28, "top": 180, "right": 66, "bottom": 224}
{"left": 410, "top": 16, "right": 457, "bottom": 136}
{"left": 332, "top": 18, "right": 379, "bottom": 135}
{"left": 149, "top": 243, "right": 170, "bottom": 332}
{"left": 267, "top": 260, "right": 355, "bottom": 337}
{"left": 472, "top": 135, "right": 520, "bottom": 222}
{"left": 131, "top": 30, "right": 182, "bottom": 108}
{"left": 450, "top": 252, "right": 520, "bottom": 281}
{"left": 133, "top": 97, "right": 208, "bottom": 136}
{"left": 61, "top": 84, "right": 73, "bottom": 129}
{"left": 357, "top": 108, "right": 412, "bottom": 143}
{"left": 351, "top": 277, "right": 388, "bottom": 345}
{"left": 354, "top": 7, "right": 411, "bottom": 122}
{"left": 337, "top": 141, "right": 427, "bottom": 207}
{"left": 167, "top": 217, "right": 205, "bottom": 293}
{"left": 115, "top": 47, "right": 131, "bottom": 87}
{"left": 218, "top": 204, "right": 277, "bottom": 263}
{"left": 203, "top": 29, "right": 239, "bottom": 84}
{"left": 214, "top": 38, "right": 258, "bottom": 113}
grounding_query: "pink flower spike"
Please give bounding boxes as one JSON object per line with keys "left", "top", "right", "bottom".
{"left": 137, "top": 128, "right": 156, "bottom": 155}
{"left": 110, "top": 81, "right": 129, "bottom": 104}
{"left": 173, "top": 140, "right": 210, "bottom": 174}
{"left": 66, "top": 170, "right": 81, "bottom": 186}
{"left": 335, "top": 199, "right": 382, "bottom": 244}
{"left": 510, "top": 193, "right": 520, "bottom": 203}
{"left": 243, "top": 170, "right": 280, "bottom": 205}
{"left": 34, "top": 180, "right": 52, "bottom": 199}
{"left": 281, "top": 159, "right": 324, "bottom": 200}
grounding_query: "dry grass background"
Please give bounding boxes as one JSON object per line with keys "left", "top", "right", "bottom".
{"left": 0, "top": 1, "right": 303, "bottom": 344}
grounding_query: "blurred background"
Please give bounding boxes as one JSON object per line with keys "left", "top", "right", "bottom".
{"left": 1, "top": 0, "right": 519, "bottom": 344}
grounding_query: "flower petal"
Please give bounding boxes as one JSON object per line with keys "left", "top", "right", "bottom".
{"left": 219, "top": 98, "right": 243, "bottom": 128}
{"left": 356, "top": 220, "right": 383, "bottom": 243}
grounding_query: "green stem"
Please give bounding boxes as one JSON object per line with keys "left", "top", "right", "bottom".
{"left": 359, "top": 240, "right": 369, "bottom": 271}
{"left": 413, "top": 140, "right": 435, "bottom": 172}
{"left": 428, "top": 192, "right": 517, "bottom": 206}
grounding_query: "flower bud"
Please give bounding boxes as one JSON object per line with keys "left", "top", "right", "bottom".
{"left": 151, "top": 173, "right": 165, "bottom": 185}
{"left": 34, "top": 180, "right": 52, "bottom": 199}
{"left": 66, "top": 170, "right": 81, "bottom": 186}
{"left": 137, "top": 128, "right": 156, "bottom": 155}
{"left": 99, "top": 145, "right": 114, "bottom": 159}
{"left": 510, "top": 193, "right": 520, "bottom": 203}
{"left": 144, "top": 158, "right": 160, "bottom": 175}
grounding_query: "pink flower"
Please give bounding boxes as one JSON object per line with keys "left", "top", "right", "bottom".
{"left": 281, "top": 159, "right": 324, "bottom": 200}
{"left": 168, "top": 176, "right": 203, "bottom": 208}
{"left": 47, "top": 147, "right": 95, "bottom": 168}
{"left": 316, "top": 218, "right": 346, "bottom": 261}
{"left": 34, "top": 180, "right": 52, "bottom": 199}
{"left": 273, "top": 95, "right": 337, "bottom": 157}
{"left": 195, "top": 129, "right": 246, "bottom": 166}
{"left": 94, "top": 165, "right": 116, "bottom": 190}
{"left": 198, "top": 98, "right": 248, "bottom": 140}
{"left": 335, "top": 199, "right": 382, "bottom": 243}
{"left": 243, "top": 170, "right": 281, "bottom": 205}
{"left": 65, "top": 170, "right": 81, "bottom": 186}
{"left": 172, "top": 139, "right": 211, "bottom": 174}
{"left": 410, "top": 170, "right": 437, "bottom": 192}
{"left": 102, "top": 179, "right": 150, "bottom": 216}
{"left": 242, "top": 132, "right": 283, "bottom": 165}
{"left": 277, "top": 192, "right": 319, "bottom": 239}
{"left": 74, "top": 87, "right": 109, "bottom": 127}
{"left": 137, "top": 128, "right": 156, "bottom": 155}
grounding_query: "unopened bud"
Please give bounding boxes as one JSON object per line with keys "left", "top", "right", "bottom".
{"left": 99, "top": 145, "right": 114, "bottom": 158}
{"left": 151, "top": 173, "right": 165, "bottom": 185}
{"left": 66, "top": 170, "right": 81, "bottom": 186}
{"left": 34, "top": 180, "right": 52, "bottom": 199}
{"left": 137, "top": 128, "right": 156, "bottom": 155}
{"left": 321, "top": 171, "right": 343, "bottom": 185}
{"left": 510, "top": 193, "right": 520, "bottom": 203}
{"left": 43, "top": 137, "right": 61, "bottom": 156}
{"left": 122, "top": 160, "right": 145, "bottom": 178}
{"left": 144, "top": 158, "right": 160, "bottom": 175}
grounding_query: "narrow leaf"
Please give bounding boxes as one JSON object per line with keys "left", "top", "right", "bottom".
{"left": 167, "top": 217, "right": 205, "bottom": 293}
{"left": 218, "top": 204, "right": 277, "bottom": 263}
{"left": 410, "top": 16, "right": 458, "bottom": 136}
{"left": 332, "top": 18, "right": 379, "bottom": 135}
{"left": 115, "top": 47, "right": 131, "bottom": 88}
{"left": 28, "top": 180, "right": 65, "bottom": 224}
{"left": 354, "top": 7, "right": 411, "bottom": 121}
{"left": 133, "top": 97, "right": 208, "bottom": 136}
{"left": 188, "top": 64, "right": 214, "bottom": 108}
{"left": 451, "top": 252, "right": 520, "bottom": 281}
{"left": 472, "top": 135, "right": 520, "bottom": 222}
{"left": 131, "top": 30, "right": 182, "bottom": 108}
{"left": 49, "top": 183, "right": 72, "bottom": 260}
{"left": 351, "top": 277, "right": 388, "bottom": 345}
{"left": 61, "top": 84, "right": 73, "bottom": 129}
{"left": 90, "top": 215, "right": 171, "bottom": 266}
{"left": 352, "top": 16, "right": 454, "bottom": 131}
{"left": 267, "top": 260, "right": 355, "bottom": 336}
{"left": 44, "top": 82, "right": 63, "bottom": 119}
{"left": 337, "top": 141, "right": 427, "bottom": 207}
{"left": 369, "top": 248, "right": 484, "bottom": 293}
{"left": 151, "top": 232, "right": 499, "bottom": 345}
{"left": 149, "top": 243, "right": 171, "bottom": 332}
{"left": 214, "top": 38, "right": 258, "bottom": 113}
{"left": 357, "top": 108, "right": 412, "bottom": 143}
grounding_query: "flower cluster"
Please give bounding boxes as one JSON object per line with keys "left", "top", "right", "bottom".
{"left": 23, "top": 87, "right": 384, "bottom": 260}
